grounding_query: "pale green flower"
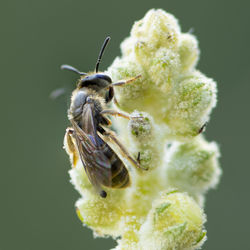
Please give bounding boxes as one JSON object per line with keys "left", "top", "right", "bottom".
{"left": 64, "top": 8, "right": 221, "bottom": 250}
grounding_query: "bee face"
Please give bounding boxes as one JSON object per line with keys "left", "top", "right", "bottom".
{"left": 78, "top": 73, "right": 112, "bottom": 91}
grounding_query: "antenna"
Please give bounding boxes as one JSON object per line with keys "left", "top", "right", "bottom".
{"left": 60, "top": 64, "right": 87, "bottom": 75}
{"left": 95, "top": 36, "right": 111, "bottom": 72}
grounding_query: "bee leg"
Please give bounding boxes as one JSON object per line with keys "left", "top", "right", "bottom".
{"left": 198, "top": 122, "right": 207, "bottom": 134}
{"left": 65, "top": 128, "right": 78, "bottom": 167}
{"left": 100, "top": 110, "right": 142, "bottom": 121}
{"left": 65, "top": 128, "right": 75, "bottom": 152}
{"left": 100, "top": 110, "right": 130, "bottom": 120}
{"left": 101, "top": 130, "right": 148, "bottom": 171}
{"left": 137, "top": 152, "right": 141, "bottom": 164}
{"left": 111, "top": 75, "right": 141, "bottom": 105}
{"left": 112, "top": 74, "right": 141, "bottom": 87}
{"left": 113, "top": 96, "right": 120, "bottom": 106}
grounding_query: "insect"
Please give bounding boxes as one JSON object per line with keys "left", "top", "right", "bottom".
{"left": 62, "top": 37, "right": 144, "bottom": 198}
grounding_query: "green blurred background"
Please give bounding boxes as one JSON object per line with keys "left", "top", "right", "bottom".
{"left": 1, "top": 0, "right": 249, "bottom": 249}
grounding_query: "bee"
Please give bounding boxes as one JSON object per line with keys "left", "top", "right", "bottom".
{"left": 62, "top": 37, "right": 144, "bottom": 198}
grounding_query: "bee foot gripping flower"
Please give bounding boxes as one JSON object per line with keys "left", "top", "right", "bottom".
{"left": 65, "top": 9, "right": 221, "bottom": 250}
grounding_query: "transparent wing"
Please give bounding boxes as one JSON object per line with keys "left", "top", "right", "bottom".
{"left": 80, "top": 102, "right": 101, "bottom": 147}
{"left": 70, "top": 118, "right": 112, "bottom": 196}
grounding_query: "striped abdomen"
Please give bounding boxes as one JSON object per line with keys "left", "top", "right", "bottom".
{"left": 100, "top": 140, "right": 130, "bottom": 188}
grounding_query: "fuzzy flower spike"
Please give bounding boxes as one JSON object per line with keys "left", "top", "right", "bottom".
{"left": 64, "top": 9, "right": 221, "bottom": 250}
